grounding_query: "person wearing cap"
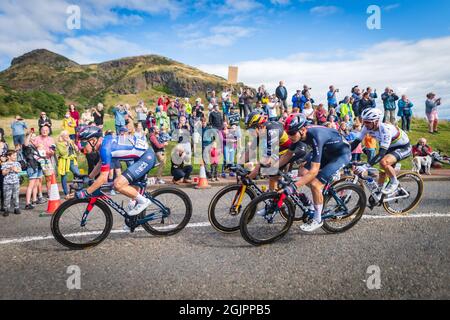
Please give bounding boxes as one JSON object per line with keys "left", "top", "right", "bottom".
{"left": 171, "top": 144, "right": 193, "bottom": 185}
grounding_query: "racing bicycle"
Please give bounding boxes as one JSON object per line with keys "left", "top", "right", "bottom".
{"left": 51, "top": 178, "right": 192, "bottom": 250}
{"left": 334, "top": 162, "right": 423, "bottom": 215}
{"left": 239, "top": 168, "right": 367, "bottom": 246}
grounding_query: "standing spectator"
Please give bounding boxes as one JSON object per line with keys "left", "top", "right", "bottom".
{"left": 184, "top": 98, "right": 192, "bottom": 116}
{"left": 228, "top": 105, "right": 241, "bottom": 126}
{"left": 149, "top": 127, "right": 168, "bottom": 184}
{"left": 292, "top": 90, "right": 303, "bottom": 112}
{"left": 359, "top": 92, "right": 376, "bottom": 115}
{"left": 347, "top": 122, "right": 363, "bottom": 161}
{"left": 351, "top": 86, "right": 363, "bottom": 118}
{"left": 56, "top": 131, "right": 81, "bottom": 198}
{"left": 367, "top": 87, "right": 378, "bottom": 107}
{"left": 221, "top": 88, "right": 232, "bottom": 118}
{"left": 157, "top": 95, "right": 165, "bottom": 108}
{"left": 0, "top": 130, "right": 8, "bottom": 214}
{"left": 425, "top": 92, "right": 442, "bottom": 134}
{"left": 256, "top": 85, "right": 266, "bottom": 102}
{"left": 135, "top": 102, "right": 148, "bottom": 129}
{"left": 92, "top": 103, "right": 105, "bottom": 128}
{"left": 327, "top": 85, "right": 339, "bottom": 110}
{"left": 69, "top": 104, "right": 80, "bottom": 127}
{"left": 412, "top": 138, "right": 433, "bottom": 175}
{"left": 364, "top": 134, "right": 377, "bottom": 162}
{"left": 38, "top": 112, "right": 53, "bottom": 135}
{"left": 314, "top": 103, "right": 328, "bottom": 125}
{"left": 243, "top": 88, "right": 254, "bottom": 120}
{"left": 267, "top": 98, "right": 279, "bottom": 122}
{"left": 155, "top": 106, "right": 170, "bottom": 131}
{"left": 134, "top": 122, "right": 148, "bottom": 143}
{"left": 209, "top": 104, "right": 224, "bottom": 130}
{"left": 302, "top": 84, "right": 311, "bottom": 96}
{"left": 275, "top": 81, "right": 288, "bottom": 112}
{"left": 11, "top": 115, "right": 28, "bottom": 148}
{"left": 1, "top": 150, "right": 21, "bottom": 216}
{"left": 167, "top": 101, "right": 179, "bottom": 135}
{"left": 171, "top": 144, "right": 193, "bottom": 184}
{"left": 193, "top": 98, "right": 205, "bottom": 121}
{"left": 381, "top": 87, "right": 399, "bottom": 124}
{"left": 209, "top": 141, "right": 220, "bottom": 182}
{"left": 300, "top": 90, "right": 314, "bottom": 111}
{"left": 80, "top": 107, "right": 94, "bottom": 126}
{"left": 22, "top": 132, "right": 45, "bottom": 209}
{"left": 62, "top": 112, "right": 77, "bottom": 140}
{"left": 34, "top": 126, "right": 56, "bottom": 199}
{"left": 398, "top": 95, "right": 414, "bottom": 132}
{"left": 223, "top": 124, "right": 239, "bottom": 175}
{"left": 113, "top": 104, "right": 128, "bottom": 134}
{"left": 238, "top": 87, "right": 245, "bottom": 119}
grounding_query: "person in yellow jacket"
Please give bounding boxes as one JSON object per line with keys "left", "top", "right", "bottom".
{"left": 62, "top": 112, "right": 77, "bottom": 140}
{"left": 56, "top": 130, "right": 81, "bottom": 197}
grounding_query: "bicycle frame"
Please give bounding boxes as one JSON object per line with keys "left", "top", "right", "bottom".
{"left": 79, "top": 184, "right": 170, "bottom": 227}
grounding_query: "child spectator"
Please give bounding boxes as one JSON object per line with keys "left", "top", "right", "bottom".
{"left": 2, "top": 150, "right": 21, "bottom": 216}
{"left": 210, "top": 141, "right": 220, "bottom": 182}
{"left": 267, "top": 99, "right": 279, "bottom": 122}
{"left": 350, "top": 122, "right": 363, "bottom": 161}
{"left": 228, "top": 105, "right": 241, "bottom": 126}
{"left": 364, "top": 134, "right": 377, "bottom": 162}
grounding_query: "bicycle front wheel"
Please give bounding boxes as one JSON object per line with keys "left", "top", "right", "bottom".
{"left": 208, "top": 184, "right": 257, "bottom": 234}
{"left": 322, "top": 183, "right": 366, "bottom": 234}
{"left": 141, "top": 187, "right": 192, "bottom": 236}
{"left": 51, "top": 198, "right": 113, "bottom": 250}
{"left": 240, "top": 192, "right": 295, "bottom": 246}
{"left": 383, "top": 172, "right": 423, "bottom": 215}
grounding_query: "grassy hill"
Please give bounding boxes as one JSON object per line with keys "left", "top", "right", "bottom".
{"left": 0, "top": 49, "right": 248, "bottom": 116}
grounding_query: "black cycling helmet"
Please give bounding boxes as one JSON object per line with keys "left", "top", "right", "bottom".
{"left": 284, "top": 113, "right": 307, "bottom": 135}
{"left": 79, "top": 126, "right": 103, "bottom": 141}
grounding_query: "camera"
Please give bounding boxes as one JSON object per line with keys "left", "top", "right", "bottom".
{"left": 336, "top": 89, "right": 339, "bottom": 93}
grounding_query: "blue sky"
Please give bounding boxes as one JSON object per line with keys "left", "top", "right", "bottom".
{"left": 0, "top": 0, "right": 449, "bottom": 117}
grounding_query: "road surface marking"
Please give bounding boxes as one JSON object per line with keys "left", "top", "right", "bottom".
{"left": 0, "top": 213, "right": 449, "bottom": 245}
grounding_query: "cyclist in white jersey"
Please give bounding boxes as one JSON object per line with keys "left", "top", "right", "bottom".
{"left": 351, "top": 108, "right": 411, "bottom": 195}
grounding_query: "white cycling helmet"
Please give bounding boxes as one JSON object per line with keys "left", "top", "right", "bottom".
{"left": 361, "top": 108, "right": 383, "bottom": 122}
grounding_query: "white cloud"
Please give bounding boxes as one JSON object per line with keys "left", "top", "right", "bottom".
{"left": 270, "top": 0, "right": 290, "bottom": 5}
{"left": 197, "top": 36, "right": 450, "bottom": 118}
{"left": 219, "top": 0, "right": 262, "bottom": 13}
{"left": 310, "top": 6, "right": 340, "bottom": 17}
{"left": 182, "top": 25, "right": 254, "bottom": 49}
{"left": 384, "top": 3, "right": 401, "bottom": 12}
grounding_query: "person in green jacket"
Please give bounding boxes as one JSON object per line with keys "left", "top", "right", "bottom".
{"left": 184, "top": 98, "right": 192, "bottom": 116}
{"left": 155, "top": 106, "right": 170, "bottom": 131}
{"left": 56, "top": 131, "right": 81, "bottom": 197}
{"left": 338, "top": 96, "right": 355, "bottom": 121}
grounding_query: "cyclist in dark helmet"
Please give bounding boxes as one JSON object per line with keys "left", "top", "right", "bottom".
{"left": 279, "top": 113, "right": 351, "bottom": 232}
{"left": 76, "top": 126, "right": 155, "bottom": 217}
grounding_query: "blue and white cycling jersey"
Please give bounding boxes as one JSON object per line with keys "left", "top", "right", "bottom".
{"left": 100, "top": 134, "right": 149, "bottom": 172}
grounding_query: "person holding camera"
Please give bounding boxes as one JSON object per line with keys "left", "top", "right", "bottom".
{"left": 113, "top": 104, "right": 128, "bottom": 134}
{"left": 425, "top": 92, "right": 442, "bottom": 134}
{"left": 381, "top": 87, "right": 399, "bottom": 124}
{"left": 38, "top": 112, "right": 53, "bottom": 135}
{"left": 327, "top": 85, "right": 339, "bottom": 110}
{"left": 149, "top": 126, "right": 169, "bottom": 184}
{"left": 92, "top": 103, "right": 105, "bottom": 128}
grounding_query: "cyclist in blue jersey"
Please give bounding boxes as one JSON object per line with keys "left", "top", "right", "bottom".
{"left": 281, "top": 114, "right": 352, "bottom": 232}
{"left": 76, "top": 126, "right": 156, "bottom": 216}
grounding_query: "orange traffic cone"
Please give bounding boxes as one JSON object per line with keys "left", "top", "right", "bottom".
{"left": 40, "top": 174, "right": 61, "bottom": 217}
{"left": 195, "top": 163, "right": 210, "bottom": 189}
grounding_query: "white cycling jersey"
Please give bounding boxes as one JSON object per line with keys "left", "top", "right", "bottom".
{"left": 357, "top": 123, "right": 409, "bottom": 150}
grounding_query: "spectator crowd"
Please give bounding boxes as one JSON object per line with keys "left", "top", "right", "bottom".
{"left": 0, "top": 82, "right": 445, "bottom": 217}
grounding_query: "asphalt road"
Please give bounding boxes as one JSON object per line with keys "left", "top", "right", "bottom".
{"left": 0, "top": 181, "right": 449, "bottom": 300}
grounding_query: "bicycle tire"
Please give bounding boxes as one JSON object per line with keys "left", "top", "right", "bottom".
{"left": 322, "top": 183, "right": 367, "bottom": 234}
{"left": 141, "top": 187, "right": 192, "bottom": 236}
{"left": 51, "top": 198, "right": 113, "bottom": 250}
{"left": 383, "top": 172, "right": 424, "bottom": 215}
{"left": 208, "top": 184, "right": 257, "bottom": 234}
{"left": 240, "top": 192, "right": 295, "bottom": 246}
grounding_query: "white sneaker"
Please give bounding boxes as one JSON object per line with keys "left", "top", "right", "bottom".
{"left": 126, "top": 200, "right": 137, "bottom": 211}
{"left": 382, "top": 180, "right": 399, "bottom": 195}
{"left": 110, "top": 190, "right": 117, "bottom": 196}
{"left": 256, "top": 208, "right": 266, "bottom": 217}
{"left": 128, "top": 198, "right": 152, "bottom": 216}
{"left": 300, "top": 220, "right": 323, "bottom": 232}
{"left": 157, "top": 179, "right": 166, "bottom": 185}
{"left": 122, "top": 223, "right": 131, "bottom": 232}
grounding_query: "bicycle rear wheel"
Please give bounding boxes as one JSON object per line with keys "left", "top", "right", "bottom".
{"left": 322, "top": 183, "right": 366, "bottom": 233}
{"left": 383, "top": 172, "right": 423, "bottom": 215}
{"left": 140, "top": 187, "right": 192, "bottom": 236}
{"left": 51, "top": 198, "right": 113, "bottom": 250}
{"left": 208, "top": 184, "right": 256, "bottom": 234}
{"left": 240, "top": 192, "right": 295, "bottom": 246}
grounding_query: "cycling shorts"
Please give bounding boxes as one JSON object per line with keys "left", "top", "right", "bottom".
{"left": 305, "top": 146, "right": 351, "bottom": 184}
{"left": 387, "top": 143, "right": 412, "bottom": 162}
{"left": 122, "top": 148, "right": 157, "bottom": 184}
